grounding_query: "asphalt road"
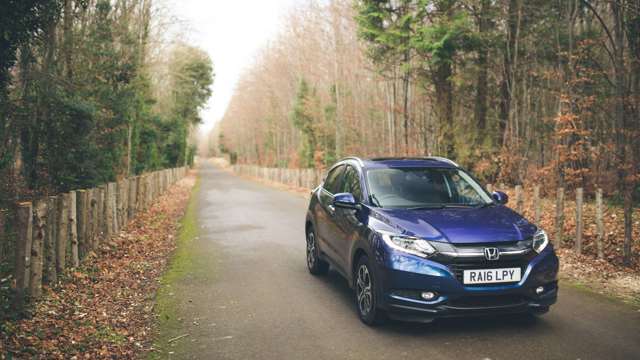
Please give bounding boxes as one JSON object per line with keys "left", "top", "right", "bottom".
{"left": 166, "top": 162, "right": 640, "bottom": 359}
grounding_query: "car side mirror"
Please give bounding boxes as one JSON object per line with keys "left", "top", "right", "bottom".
{"left": 492, "top": 191, "right": 509, "bottom": 205}
{"left": 333, "top": 192, "right": 360, "bottom": 210}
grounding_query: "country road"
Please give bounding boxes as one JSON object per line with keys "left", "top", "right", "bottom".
{"left": 162, "top": 162, "right": 640, "bottom": 360}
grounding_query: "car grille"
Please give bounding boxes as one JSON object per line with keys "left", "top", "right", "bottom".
{"left": 434, "top": 241, "right": 536, "bottom": 286}
{"left": 447, "top": 294, "right": 526, "bottom": 309}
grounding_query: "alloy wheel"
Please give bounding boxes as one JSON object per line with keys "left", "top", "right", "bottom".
{"left": 356, "top": 264, "right": 373, "bottom": 316}
{"left": 306, "top": 231, "right": 316, "bottom": 269}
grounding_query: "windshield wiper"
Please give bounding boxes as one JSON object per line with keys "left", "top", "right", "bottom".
{"left": 370, "top": 194, "right": 382, "bottom": 207}
{"left": 407, "top": 204, "right": 445, "bottom": 210}
{"left": 408, "top": 203, "right": 490, "bottom": 210}
{"left": 471, "top": 202, "right": 494, "bottom": 208}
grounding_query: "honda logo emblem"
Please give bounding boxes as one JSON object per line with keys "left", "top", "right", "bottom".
{"left": 484, "top": 247, "right": 500, "bottom": 261}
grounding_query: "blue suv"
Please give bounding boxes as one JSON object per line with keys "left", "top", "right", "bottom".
{"left": 305, "top": 157, "right": 558, "bottom": 325}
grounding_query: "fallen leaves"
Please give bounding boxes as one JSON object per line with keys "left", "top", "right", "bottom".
{"left": 1, "top": 172, "right": 196, "bottom": 359}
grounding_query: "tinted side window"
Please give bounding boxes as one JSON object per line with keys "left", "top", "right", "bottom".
{"left": 323, "top": 165, "right": 345, "bottom": 194}
{"left": 341, "top": 165, "right": 363, "bottom": 202}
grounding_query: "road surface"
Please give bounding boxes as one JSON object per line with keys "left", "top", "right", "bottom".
{"left": 164, "top": 162, "right": 640, "bottom": 359}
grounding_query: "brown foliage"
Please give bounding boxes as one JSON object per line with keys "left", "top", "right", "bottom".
{"left": 0, "top": 175, "right": 195, "bottom": 359}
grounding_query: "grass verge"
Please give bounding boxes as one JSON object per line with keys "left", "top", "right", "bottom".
{"left": 149, "top": 177, "right": 201, "bottom": 359}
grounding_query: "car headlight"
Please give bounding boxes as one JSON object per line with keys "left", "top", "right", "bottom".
{"left": 380, "top": 232, "right": 437, "bottom": 258}
{"left": 533, "top": 229, "right": 549, "bottom": 253}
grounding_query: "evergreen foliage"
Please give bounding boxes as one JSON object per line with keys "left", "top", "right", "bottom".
{"left": 0, "top": 0, "right": 214, "bottom": 206}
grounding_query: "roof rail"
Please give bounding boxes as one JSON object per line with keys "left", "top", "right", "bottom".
{"left": 369, "top": 156, "right": 459, "bottom": 167}
{"left": 341, "top": 156, "right": 364, "bottom": 166}
{"left": 424, "top": 156, "right": 459, "bottom": 167}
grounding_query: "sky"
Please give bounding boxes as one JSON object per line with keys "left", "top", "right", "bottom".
{"left": 165, "top": 0, "right": 299, "bottom": 135}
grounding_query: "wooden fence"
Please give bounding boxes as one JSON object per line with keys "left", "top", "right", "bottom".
{"left": 232, "top": 164, "right": 611, "bottom": 260}
{"left": 2, "top": 166, "right": 187, "bottom": 310}
{"left": 233, "top": 164, "right": 324, "bottom": 190}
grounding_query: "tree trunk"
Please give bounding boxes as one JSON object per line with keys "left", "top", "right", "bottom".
{"left": 402, "top": 51, "right": 410, "bottom": 155}
{"left": 610, "top": 1, "right": 633, "bottom": 266}
{"left": 499, "top": 0, "right": 520, "bottom": 146}
{"left": 433, "top": 61, "right": 454, "bottom": 157}
{"left": 62, "top": 0, "right": 73, "bottom": 80}
{"left": 533, "top": 185, "right": 541, "bottom": 224}
{"left": 515, "top": 185, "right": 523, "bottom": 213}
{"left": 474, "top": 0, "right": 490, "bottom": 134}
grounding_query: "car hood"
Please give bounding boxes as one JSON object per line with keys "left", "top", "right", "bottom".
{"left": 370, "top": 205, "right": 537, "bottom": 244}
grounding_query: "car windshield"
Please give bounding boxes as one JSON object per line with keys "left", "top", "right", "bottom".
{"left": 365, "top": 167, "right": 493, "bottom": 208}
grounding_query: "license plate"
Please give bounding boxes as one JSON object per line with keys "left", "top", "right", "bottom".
{"left": 463, "top": 268, "right": 521, "bottom": 285}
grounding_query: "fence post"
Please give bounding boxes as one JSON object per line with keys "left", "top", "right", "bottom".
{"left": 116, "top": 180, "right": 125, "bottom": 229}
{"left": 575, "top": 188, "right": 583, "bottom": 254}
{"left": 69, "top": 191, "right": 79, "bottom": 268}
{"left": 56, "top": 194, "right": 69, "bottom": 274}
{"left": 84, "top": 189, "right": 93, "bottom": 251}
{"left": 144, "top": 175, "right": 151, "bottom": 208}
{"left": 105, "top": 183, "right": 116, "bottom": 237}
{"left": 137, "top": 175, "right": 145, "bottom": 211}
{"left": 515, "top": 185, "right": 524, "bottom": 213}
{"left": 30, "top": 200, "right": 47, "bottom": 299}
{"left": 90, "top": 189, "right": 99, "bottom": 249}
{"left": 0, "top": 209, "right": 5, "bottom": 270}
{"left": 44, "top": 196, "right": 57, "bottom": 284}
{"left": 596, "top": 188, "right": 604, "bottom": 260}
{"left": 555, "top": 187, "right": 564, "bottom": 248}
{"left": 96, "top": 186, "right": 105, "bottom": 246}
{"left": 128, "top": 176, "right": 137, "bottom": 221}
{"left": 77, "top": 190, "right": 88, "bottom": 259}
{"left": 533, "top": 185, "right": 541, "bottom": 225}
{"left": 15, "top": 202, "right": 33, "bottom": 311}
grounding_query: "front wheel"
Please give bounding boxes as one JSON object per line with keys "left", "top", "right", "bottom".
{"left": 354, "top": 256, "right": 386, "bottom": 325}
{"left": 306, "top": 228, "right": 329, "bottom": 275}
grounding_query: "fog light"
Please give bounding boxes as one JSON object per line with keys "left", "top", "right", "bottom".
{"left": 421, "top": 291, "right": 437, "bottom": 300}
{"left": 535, "top": 286, "right": 544, "bottom": 295}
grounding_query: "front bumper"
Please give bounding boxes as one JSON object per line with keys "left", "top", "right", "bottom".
{"left": 374, "top": 246, "right": 559, "bottom": 322}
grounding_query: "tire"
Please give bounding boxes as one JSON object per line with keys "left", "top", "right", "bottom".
{"left": 354, "top": 255, "right": 386, "bottom": 326}
{"left": 306, "top": 228, "right": 329, "bottom": 275}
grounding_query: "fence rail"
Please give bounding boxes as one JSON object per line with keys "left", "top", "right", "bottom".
{"left": 1, "top": 166, "right": 187, "bottom": 310}
{"left": 233, "top": 164, "right": 324, "bottom": 190}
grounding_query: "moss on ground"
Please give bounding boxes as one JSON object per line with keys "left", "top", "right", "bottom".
{"left": 149, "top": 178, "right": 202, "bottom": 359}
{"left": 561, "top": 276, "right": 640, "bottom": 309}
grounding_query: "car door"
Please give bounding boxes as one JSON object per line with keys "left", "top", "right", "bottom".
{"left": 315, "top": 165, "right": 345, "bottom": 264}
{"left": 332, "top": 164, "right": 365, "bottom": 269}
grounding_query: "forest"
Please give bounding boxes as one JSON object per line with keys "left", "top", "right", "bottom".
{"left": 0, "top": 0, "right": 214, "bottom": 209}
{"left": 214, "top": 0, "right": 639, "bottom": 264}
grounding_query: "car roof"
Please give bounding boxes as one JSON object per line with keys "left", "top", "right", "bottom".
{"left": 339, "top": 156, "right": 459, "bottom": 169}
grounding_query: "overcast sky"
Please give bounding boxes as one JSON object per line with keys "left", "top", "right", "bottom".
{"left": 165, "top": 0, "right": 299, "bottom": 135}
